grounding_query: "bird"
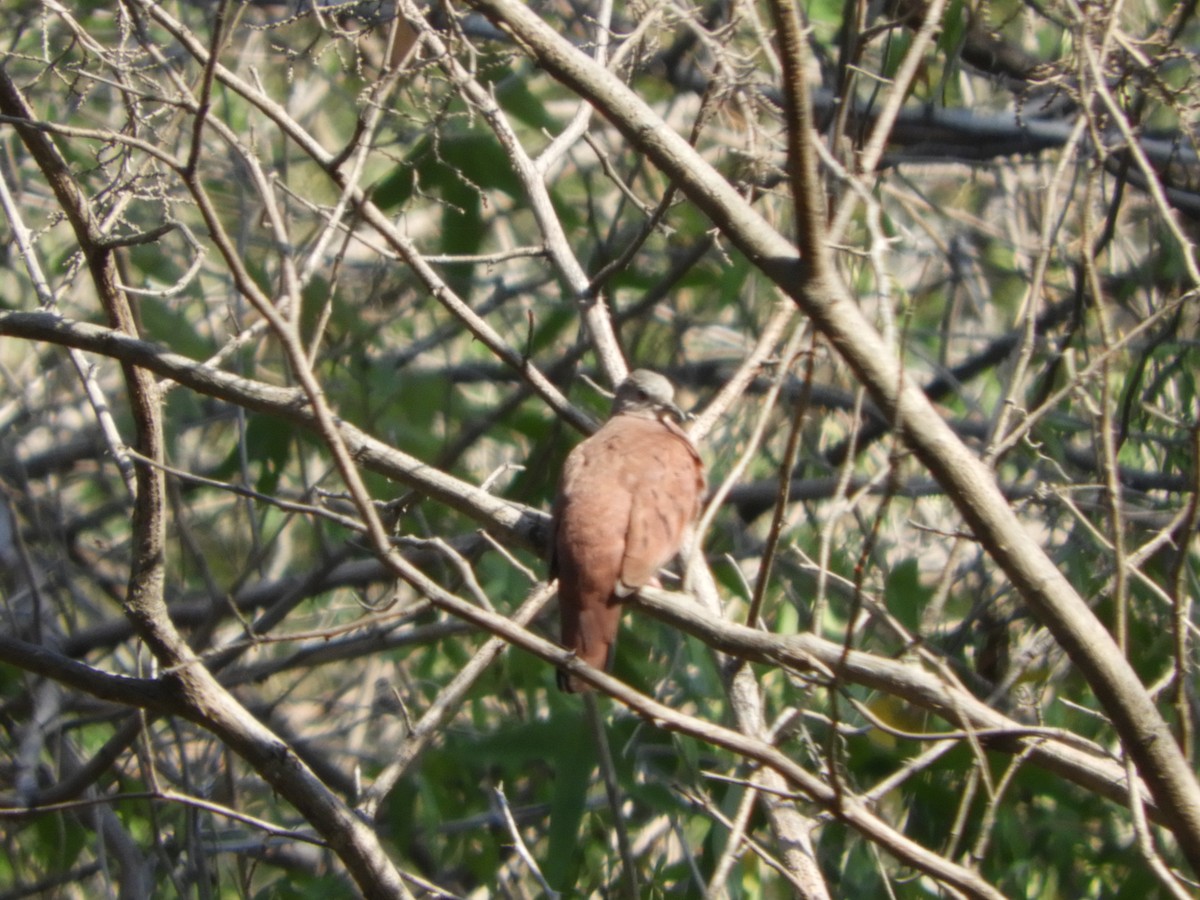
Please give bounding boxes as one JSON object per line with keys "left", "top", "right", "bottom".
{"left": 550, "top": 369, "right": 706, "bottom": 692}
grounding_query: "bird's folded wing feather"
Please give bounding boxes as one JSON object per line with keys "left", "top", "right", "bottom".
{"left": 619, "top": 426, "right": 704, "bottom": 590}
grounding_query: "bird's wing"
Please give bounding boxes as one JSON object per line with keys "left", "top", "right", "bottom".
{"left": 619, "top": 425, "right": 704, "bottom": 591}
{"left": 554, "top": 430, "right": 634, "bottom": 682}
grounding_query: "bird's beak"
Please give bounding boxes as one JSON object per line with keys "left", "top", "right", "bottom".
{"left": 663, "top": 402, "right": 688, "bottom": 423}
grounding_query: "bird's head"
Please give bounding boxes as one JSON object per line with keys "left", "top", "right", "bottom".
{"left": 611, "top": 369, "right": 686, "bottom": 422}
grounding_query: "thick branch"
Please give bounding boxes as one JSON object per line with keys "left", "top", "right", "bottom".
{"left": 633, "top": 587, "right": 1152, "bottom": 821}
{"left": 0, "top": 309, "right": 540, "bottom": 550}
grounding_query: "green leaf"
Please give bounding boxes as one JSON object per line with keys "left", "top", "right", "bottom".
{"left": 938, "top": 0, "right": 967, "bottom": 56}
{"left": 211, "top": 414, "right": 294, "bottom": 496}
{"left": 137, "top": 296, "right": 214, "bottom": 359}
{"left": 885, "top": 558, "right": 931, "bottom": 632}
{"left": 881, "top": 31, "right": 913, "bottom": 82}
{"left": 373, "top": 130, "right": 523, "bottom": 213}
{"left": 253, "top": 873, "right": 355, "bottom": 900}
{"left": 371, "top": 159, "right": 416, "bottom": 211}
{"left": 30, "top": 812, "right": 87, "bottom": 876}
{"left": 496, "top": 74, "right": 560, "bottom": 133}
{"left": 544, "top": 707, "right": 595, "bottom": 889}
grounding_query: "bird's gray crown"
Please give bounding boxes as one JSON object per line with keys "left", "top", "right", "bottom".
{"left": 612, "top": 369, "right": 684, "bottom": 421}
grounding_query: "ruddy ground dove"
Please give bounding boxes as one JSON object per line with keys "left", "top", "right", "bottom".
{"left": 551, "top": 370, "right": 706, "bottom": 692}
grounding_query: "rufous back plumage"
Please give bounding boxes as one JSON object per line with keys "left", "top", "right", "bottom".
{"left": 551, "top": 370, "right": 705, "bottom": 692}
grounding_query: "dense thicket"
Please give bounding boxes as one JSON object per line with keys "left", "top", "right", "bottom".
{"left": 1, "top": 1, "right": 1198, "bottom": 897}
